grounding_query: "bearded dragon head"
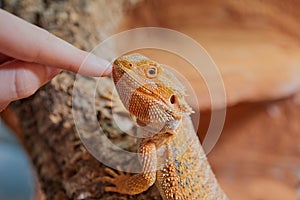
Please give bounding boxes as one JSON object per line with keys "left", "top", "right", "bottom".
{"left": 112, "top": 53, "right": 194, "bottom": 135}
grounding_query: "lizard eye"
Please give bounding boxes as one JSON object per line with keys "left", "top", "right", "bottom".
{"left": 148, "top": 68, "right": 156, "bottom": 75}
{"left": 145, "top": 66, "right": 158, "bottom": 78}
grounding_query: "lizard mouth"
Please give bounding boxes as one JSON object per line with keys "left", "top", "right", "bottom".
{"left": 113, "top": 60, "right": 178, "bottom": 108}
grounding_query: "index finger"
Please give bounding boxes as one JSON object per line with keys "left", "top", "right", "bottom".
{"left": 0, "top": 9, "right": 111, "bottom": 76}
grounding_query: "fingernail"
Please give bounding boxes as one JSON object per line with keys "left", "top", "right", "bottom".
{"left": 81, "top": 54, "right": 112, "bottom": 77}
{"left": 101, "top": 64, "right": 112, "bottom": 76}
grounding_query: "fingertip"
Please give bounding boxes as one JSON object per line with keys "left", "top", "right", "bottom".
{"left": 101, "top": 65, "right": 112, "bottom": 76}
{"left": 79, "top": 53, "right": 112, "bottom": 77}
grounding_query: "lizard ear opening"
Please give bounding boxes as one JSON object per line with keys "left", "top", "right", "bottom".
{"left": 169, "top": 94, "right": 193, "bottom": 114}
{"left": 169, "top": 94, "right": 176, "bottom": 104}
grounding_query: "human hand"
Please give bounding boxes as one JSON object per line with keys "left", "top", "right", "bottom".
{"left": 0, "top": 9, "right": 111, "bottom": 112}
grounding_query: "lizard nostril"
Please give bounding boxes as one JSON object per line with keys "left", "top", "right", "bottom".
{"left": 170, "top": 95, "right": 176, "bottom": 104}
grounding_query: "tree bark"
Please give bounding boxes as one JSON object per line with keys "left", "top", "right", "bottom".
{"left": 3, "top": 0, "right": 161, "bottom": 199}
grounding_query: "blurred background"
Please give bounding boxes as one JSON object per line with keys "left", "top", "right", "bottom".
{"left": 118, "top": 1, "right": 300, "bottom": 199}
{"left": 1, "top": 0, "right": 300, "bottom": 199}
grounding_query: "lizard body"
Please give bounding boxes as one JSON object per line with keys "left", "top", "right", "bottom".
{"left": 103, "top": 53, "right": 228, "bottom": 200}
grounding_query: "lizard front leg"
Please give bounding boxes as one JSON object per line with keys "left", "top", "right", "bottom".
{"left": 103, "top": 142, "right": 157, "bottom": 195}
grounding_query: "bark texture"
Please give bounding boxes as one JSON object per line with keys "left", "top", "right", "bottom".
{"left": 3, "top": 0, "right": 161, "bottom": 199}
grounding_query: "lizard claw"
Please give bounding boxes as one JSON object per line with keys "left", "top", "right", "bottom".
{"left": 102, "top": 167, "right": 131, "bottom": 194}
{"left": 104, "top": 167, "right": 120, "bottom": 178}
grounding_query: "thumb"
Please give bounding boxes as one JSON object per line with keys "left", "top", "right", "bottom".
{"left": 0, "top": 60, "right": 60, "bottom": 111}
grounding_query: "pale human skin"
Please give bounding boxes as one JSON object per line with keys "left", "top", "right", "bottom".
{"left": 0, "top": 9, "right": 111, "bottom": 112}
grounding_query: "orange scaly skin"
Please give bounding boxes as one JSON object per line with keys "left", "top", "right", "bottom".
{"left": 103, "top": 54, "right": 228, "bottom": 199}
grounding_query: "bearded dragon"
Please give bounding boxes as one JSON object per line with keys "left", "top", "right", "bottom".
{"left": 103, "top": 53, "right": 228, "bottom": 200}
